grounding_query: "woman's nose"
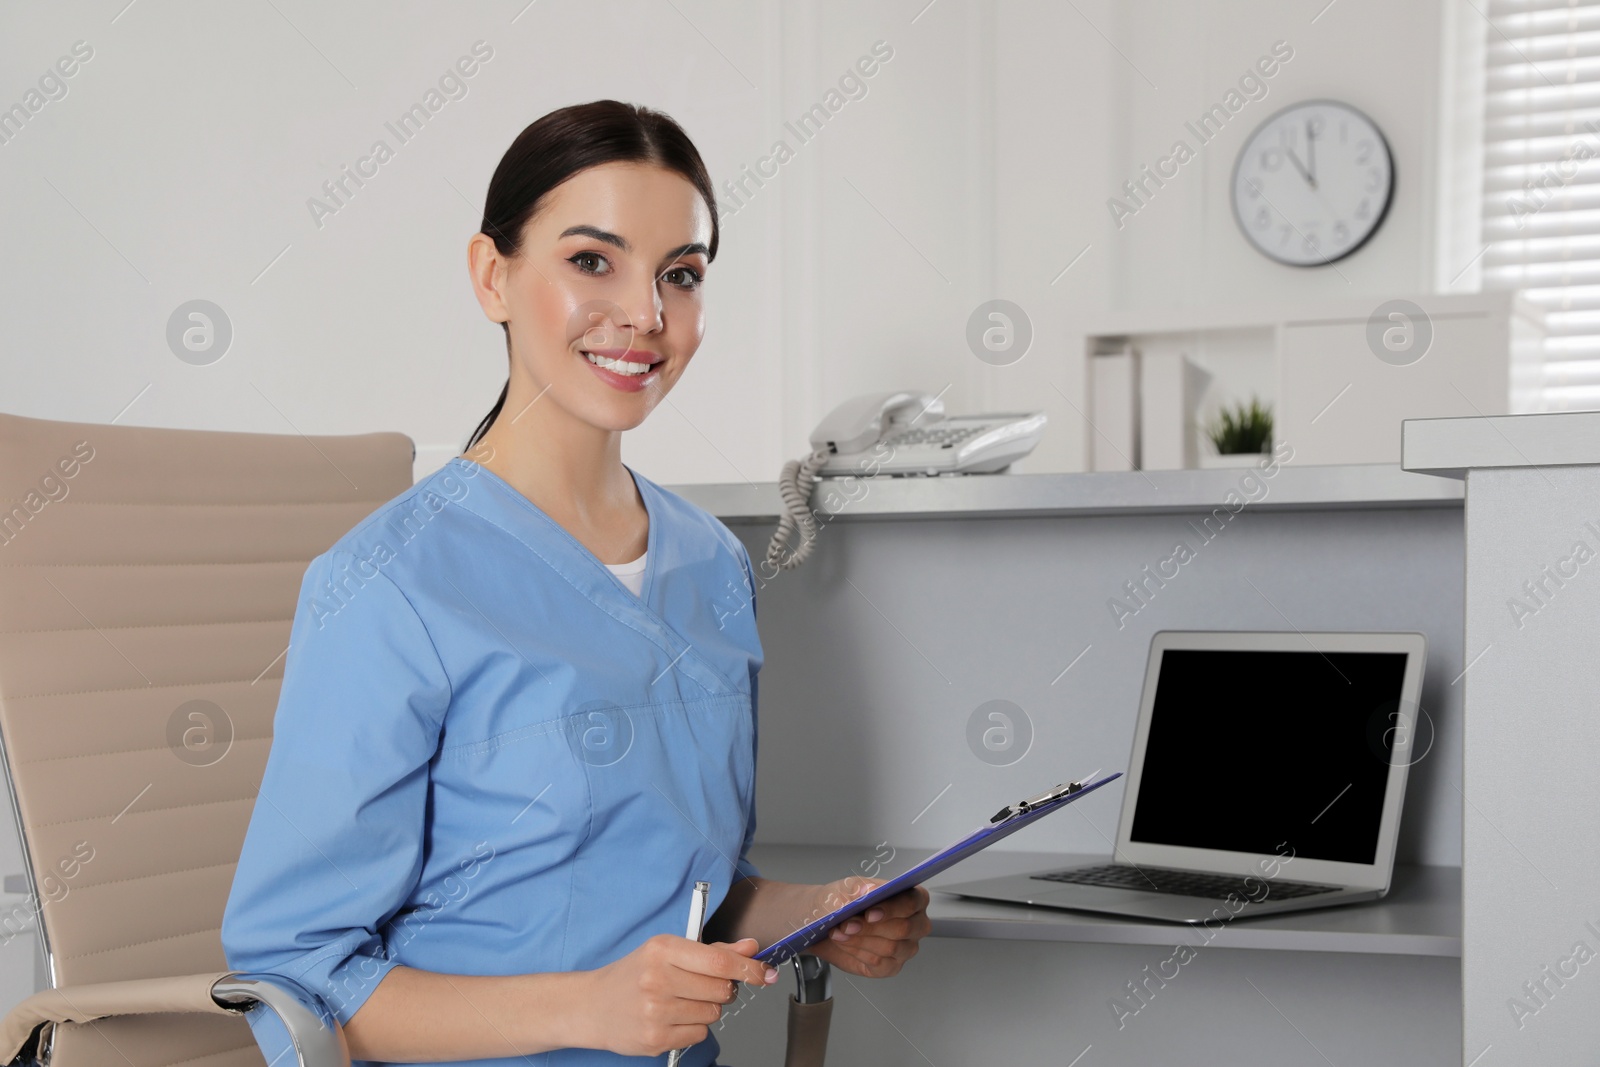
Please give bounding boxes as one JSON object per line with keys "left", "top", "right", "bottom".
{"left": 622, "top": 277, "right": 664, "bottom": 335}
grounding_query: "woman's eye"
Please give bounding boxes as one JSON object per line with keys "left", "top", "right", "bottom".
{"left": 663, "top": 266, "right": 703, "bottom": 290}
{"left": 570, "top": 252, "right": 609, "bottom": 275}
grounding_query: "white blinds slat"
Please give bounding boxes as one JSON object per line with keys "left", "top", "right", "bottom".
{"left": 1485, "top": 109, "right": 1600, "bottom": 141}
{"left": 1487, "top": 84, "right": 1600, "bottom": 117}
{"left": 1536, "top": 307, "right": 1600, "bottom": 334}
{"left": 1517, "top": 283, "right": 1600, "bottom": 310}
{"left": 1493, "top": 0, "right": 1600, "bottom": 17}
{"left": 1486, "top": 262, "right": 1600, "bottom": 286}
{"left": 1484, "top": 133, "right": 1600, "bottom": 164}
{"left": 1484, "top": 167, "right": 1600, "bottom": 193}
{"left": 1484, "top": 209, "right": 1600, "bottom": 239}
{"left": 1485, "top": 230, "right": 1600, "bottom": 260}
{"left": 1489, "top": 10, "right": 1600, "bottom": 35}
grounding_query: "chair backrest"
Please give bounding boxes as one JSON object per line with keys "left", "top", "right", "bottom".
{"left": 0, "top": 411, "right": 413, "bottom": 1064}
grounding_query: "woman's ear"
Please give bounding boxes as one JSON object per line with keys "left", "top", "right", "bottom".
{"left": 467, "top": 232, "right": 512, "bottom": 324}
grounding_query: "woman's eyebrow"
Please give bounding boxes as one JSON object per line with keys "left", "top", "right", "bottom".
{"left": 560, "top": 224, "right": 629, "bottom": 251}
{"left": 664, "top": 241, "right": 709, "bottom": 261}
{"left": 559, "top": 225, "right": 707, "bottom": 263}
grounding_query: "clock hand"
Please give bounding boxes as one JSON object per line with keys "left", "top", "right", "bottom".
{"left": 1285, "top": 145, "right": 1318, "bottom": 191}
{"left": 1306, "top": 120, "right": 1317, "bottom": 184}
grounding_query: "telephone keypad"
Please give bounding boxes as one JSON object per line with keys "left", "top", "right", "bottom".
{"left": 887, "top": 425, "right": 983, "bottom": 448}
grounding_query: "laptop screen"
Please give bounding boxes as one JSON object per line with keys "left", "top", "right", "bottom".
{"left": 1128, "top": 647, "right": 1411, "bottom": 866}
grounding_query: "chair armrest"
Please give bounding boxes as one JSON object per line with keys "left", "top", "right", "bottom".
{"left": 0, "top": 971, "right": 233, "bottom": 1065}
{"left": 788, "top": 954, "right": 831, "bottom": 1005}
{"left": 212, "top": 972, "right": 350, "bottom": 1067}
{"left": 784, "top": 955, "right": 832, "bottom": 1067}
{"left": 0, "top": 971, "right": 348, "bottom": 1067}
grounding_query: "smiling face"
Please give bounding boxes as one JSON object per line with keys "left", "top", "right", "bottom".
{"left": 469, "top": 160, "right": 714, "bottom": 437}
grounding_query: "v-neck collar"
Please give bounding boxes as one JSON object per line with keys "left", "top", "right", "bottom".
{"left": 448, "top": 455, "right": 657, "bottom": 605}
{"left": 446, "top": 456, "right": 740, "bottom": 697}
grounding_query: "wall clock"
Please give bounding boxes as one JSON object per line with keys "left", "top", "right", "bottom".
{"left": 1231, "top": 99, "right": 1394, "bottom": 266}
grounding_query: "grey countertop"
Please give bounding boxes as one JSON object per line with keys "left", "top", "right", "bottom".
{"left": 1403, "top": 410, "right": 1600, "bottom": 478}
{"left": 671, "top": 463, "right": 1464, "bottom": 524}
{"left": 747, "top": 844, "right": 1461, "bottom": 958}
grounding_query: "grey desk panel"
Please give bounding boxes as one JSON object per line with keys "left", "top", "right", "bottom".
{"left": 728, "top": 504, "right": 1465, "bottom": 869}
{"left": 748, "top": 844, "right": 1461, "bottom": 958}
{"left": 1457, "top": 465, "right": 1600, "bottom": 1064}
{"left": 717, "top": 905, "right": 1460, "bottom": 1067}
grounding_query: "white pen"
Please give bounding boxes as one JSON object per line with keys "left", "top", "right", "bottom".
{"left": 666, "top": 880, "right": 711, "bottom": 1067}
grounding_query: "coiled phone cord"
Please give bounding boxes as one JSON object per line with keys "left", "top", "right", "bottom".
{"left": 765, "top": 450, "right": 829, "bottom": 572}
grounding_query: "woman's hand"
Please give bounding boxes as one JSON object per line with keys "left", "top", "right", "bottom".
{"left": 579, "top": 934, "right": 779, "bottom": 1057}
{"left": 801, "top": 877, "right": 932, "bottom": 979}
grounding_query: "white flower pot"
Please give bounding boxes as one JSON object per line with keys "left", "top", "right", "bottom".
{"left": 1199, "top": 451, "right": 1269, "bottom": 469}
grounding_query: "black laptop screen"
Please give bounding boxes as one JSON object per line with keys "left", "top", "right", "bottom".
{"left": 1127, "top": 647, "right": 1411, "bottom": 866}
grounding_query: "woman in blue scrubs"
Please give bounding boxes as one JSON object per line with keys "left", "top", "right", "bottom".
{"left": 221, "top": 100, "right": 930, "bottom": 1066}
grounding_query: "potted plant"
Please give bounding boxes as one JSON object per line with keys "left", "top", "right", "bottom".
{"left": 1200, "top": 397, "right": 1273, "bottom": 468}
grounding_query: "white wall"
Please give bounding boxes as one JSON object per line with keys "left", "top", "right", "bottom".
{"left": 0, "top": 0, "right": 1457, "bottom": 486}
{"left": 1102, "top": 0, "right": 1447, "bottom": 310}
{"left": 0, "top": 1, "right": 786, "bottom": 485}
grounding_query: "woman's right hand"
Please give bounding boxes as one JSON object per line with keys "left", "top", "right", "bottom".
{"left": 579, "top": 934, "right": 780, "bottom": 1057}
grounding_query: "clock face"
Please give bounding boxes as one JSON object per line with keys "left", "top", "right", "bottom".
{"left": 1231, "top": 100, "right": 1394, "bottom": 267}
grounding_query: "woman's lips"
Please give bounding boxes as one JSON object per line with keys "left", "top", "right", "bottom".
{"left": 580, "top": 348, "right": 661, "bottom": 393}
{"left": 584, "top": 346, "right": 662, "bottom": 365}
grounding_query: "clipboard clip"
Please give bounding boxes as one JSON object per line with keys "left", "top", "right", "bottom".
{"left": 989, "top": 771, "right": 1100, "bottom": 824}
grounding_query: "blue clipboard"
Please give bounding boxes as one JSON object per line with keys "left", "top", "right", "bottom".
{"left": 755, "top": 771, "right": 1123, "bottom": 964}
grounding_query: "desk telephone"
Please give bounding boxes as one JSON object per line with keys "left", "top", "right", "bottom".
{"left": 764, "top": 391, "right": 1046, "bottom": 570}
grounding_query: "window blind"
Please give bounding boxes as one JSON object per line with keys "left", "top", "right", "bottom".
{"left": 1484, "top": 0, "right": 1600, "bottom": 410}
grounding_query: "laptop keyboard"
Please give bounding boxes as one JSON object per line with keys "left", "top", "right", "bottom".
{"left": 1031, "top": 863, "right": 1339, "bottom": 901}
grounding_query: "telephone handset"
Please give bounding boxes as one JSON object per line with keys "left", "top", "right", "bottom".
{"left": 765, "top": 391, "right": 1047, "bottom": 570}
{"left": 808, "top": 390, "right": 938, "bottom": 457}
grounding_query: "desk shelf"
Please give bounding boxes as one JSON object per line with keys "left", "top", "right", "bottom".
{"left": 673, "top": 463, "right": 1463, "bottom": 525}
{"left": 748, "top": 844, "right": 1461, "bottom": 958}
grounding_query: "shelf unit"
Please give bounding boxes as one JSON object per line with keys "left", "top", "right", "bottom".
{"left": 749, "top": 844, "right": 1461, "bottom": 958}
{"left": 1081, "top": 291, "right": 1543, "bottom": 470}
{"left": 670, "top": 462, "right": 1463, "bottom": 526}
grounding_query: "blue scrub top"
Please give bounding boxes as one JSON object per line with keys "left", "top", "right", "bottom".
{"left": 221, "top": 457, "right": 763, "bottom": 1067}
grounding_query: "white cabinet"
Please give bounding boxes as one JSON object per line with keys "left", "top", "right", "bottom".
{"left": 1279, "top": 293, "right": 1544, "bottom": 465}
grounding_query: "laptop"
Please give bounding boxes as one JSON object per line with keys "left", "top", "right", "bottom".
{"left": 943, "top": 630, "right": 1428, "bottom": 924}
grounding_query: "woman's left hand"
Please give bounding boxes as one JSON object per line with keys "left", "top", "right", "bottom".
{"left": 801, "top": 877, "right": 931, "bottom": 979}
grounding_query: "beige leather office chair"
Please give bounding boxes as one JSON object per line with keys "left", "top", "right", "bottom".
{"left": 0, "top": 411, "right": 831, "bottom": 1066}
